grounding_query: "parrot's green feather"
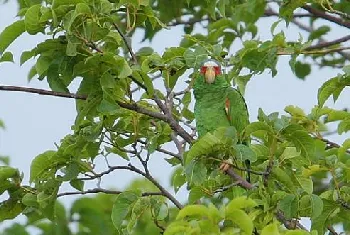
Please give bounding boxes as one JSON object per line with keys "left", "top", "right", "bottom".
{"left": 193, "top": 74, "right": 249, "bottom": 142}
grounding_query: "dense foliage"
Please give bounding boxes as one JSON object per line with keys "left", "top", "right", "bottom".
{"left": 0, "top": 0, "right": 350, "bottom": 234}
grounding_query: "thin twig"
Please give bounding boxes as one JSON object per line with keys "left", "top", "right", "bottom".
{"left": 327, "top": 225, "right": 339, "bottom": 235}
{"left": 338, "top": 198, "right": 350, "bottom": 210}
{"left": 231, "top": 165, "right": 268, "bottom": 176}
{"left": 112, "top": 22, "right": 138, "bottom": 64}
{"left": 78, "top": 164, "right": 183, "bottom": 209}
{"left": 136, "top": 137, "right": 183, "bottom": 161}
{"left": 126, "top": 164, "right": 184, "bottom": 209}
{"left": 57, "top": 188, "right": 163, "bottom": 197}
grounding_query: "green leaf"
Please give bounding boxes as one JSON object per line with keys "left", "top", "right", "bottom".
{"left": 244, "top": 121, "right": 274, "bottom": 137}
{"left": 52, "top": 0, "right": 85, "bottom": 8}
{"left": 136, "top": 47, "right": 154, "bottom": 56}
{"left": 278, "top": 194, "right": 298, "bottom": 219}
{"left": 311, "top": 200, "right": 337, "bottom": 234}
{"left": 127, "top": 197, "right": 151, "bottom": 232}
{"left": 22, "top": 193, "right": 38, "bottom": 207}
{"left": 111, "top": 191, "right": 139, "bottom": 231}
{"left": 70, "top": 197, "right": 112, "bottom": 234}
{"left": 30, "top": 150, "right": 57, "bottom": 182}
{"left": 297, "top": 176, "right": 313, "bottom": 194}
{"left": 0, "top": 52, "right": 14, "bottom": 63}
{"left": 3, "top": 223, "right": 29, "bottom": 235}
{"left": 279, "top": 0, "right": 307, "bottom": 22}
{"left": 294, "top": 61, "right": 311, "bottom": 80}
{"left": 47, "top": 65, "right": 69, "bottom": 93}
{"left": 234, "top": 144, "right": 257, "bottom": 162}
{"left": 0, "top": 20, "right": 25, "bottom": 53}
{"left": 318, "top": 74, "right": 350, "bottom": 107}
{"left": 310, "top": 194, "right": 323, "bottom": 219}
{"left": 117, "top": 58, "right": 132, "bottom": 78}
{"left": 285, "top": 105, "right": 306, "bottom": 117}
{"left": 185, "top": 133, "right": 220, "bottom": 164}
{"left": 64, "top": 3, "right": 91, "bottom": 32}
{"left": 0, "top": 200, "right": 24, "bottom": 222}
{"left": 25, "top": 5, "right": 44, "bottom": 35}
{"left": 140, "top": 72, "right": 155, "bottom": 96}
{"left": 0, "top": 156, "right": 9, "bottom": 165}
{"left": 176, "top": 205, "right": 209, "bottom": 220}
{"left": 280, "top": 147, "right": 300, "bottom": 160}
{"left": 20, "top": 50, "right": 35, "bottom": 65}
{"left": 338, "top": 118, "right": 350, "bottom": 134}
{"left": 162, "top": 47, "right": 186, "bottom": 67}
{"left": 281, "top": 124, "right": 315, "bottom": 159}
{"left": 225, "top": 209, "right": 253, "bottom": 235}
{"left": 156, "top": 203, "right": 168, "bottom": 221}
{"left": 183, "top": 46, "right": 208, "bottom": 68}
{"left": 308, "top": 26, "right": 330, "bottom": 41}
{"left": 285, "top": 231, "right": 310, "bottom": 235}
{"left": 217, "top": 0, "right": 227, "bottom": 17}
{"left": 70, "top": 179, "right": 84, "bottom": 191}
{"left": 35, "top": 55, "right": 51, "bottom": 76}
{"left": 188, "top": 186, "right": 205, "bottom": 204}
{"left": 272, "top": 168, "right": 295, "bottom": 191}
{"left": 226, "top": 197, "right": 257, "bottom": 212}
{"left": 0, "top": 166, "right": 19, "bottom": 181}
{"left": 261, "top": 222, "right": 280, "bottom": 235}
{"left": 185, "top": 160, "right": 207, "bottom": 186}
{"left": 171, "top": 168, "right": 186, "bottom": 193}
{"left": 66, "top": 41, "right": 77, "bottom": 56}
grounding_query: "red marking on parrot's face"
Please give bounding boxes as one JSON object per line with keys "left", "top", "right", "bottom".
{"left": 200, "top": 66, "right": 221, "bottom": 75}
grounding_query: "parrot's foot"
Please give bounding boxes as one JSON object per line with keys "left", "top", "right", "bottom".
{"left": 219, "top": 159, "right": 233, "bottom": 172}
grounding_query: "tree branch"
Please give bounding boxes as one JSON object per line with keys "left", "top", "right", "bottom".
{"left": 225, "top": 168, "right": 254, "bottom": 190}
{"left": 291, "top": 18, "right": 350, "bottom": 60}
{"left": 111, "top": 21, "right": 193, "bottom": 145}
{"left": 276, "top": 211, "right": 308, "bottom": 231}
{"left": 0, "top": 85, "right": 87, "bottom": 99}
{"left": 264, "top": 9, "right": 312, "bottom": 18}
{"left": 0, "top": 85, "right": 184, "bottom": 131}
{"left": 277, "top": 47, "right": 350, "bottom": 55}
{"left": 302, "top": 5, "right": 350, "bottom": 29}
{"left": 320, "top": 137, "right": 350, "bottom": 154}
{"left": 305, "top": 35, "right": 350, "bottom": 50}
{"left": 57, "top": 188, "right": 163, "bottom": 197}
{"left": 327, "top": 225, "right": 339, "bottom": 235}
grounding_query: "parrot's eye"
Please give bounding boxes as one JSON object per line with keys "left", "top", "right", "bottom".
{"left": 214, "top": 66, "right": 221, "bottom": 75}
{"left": 200, "top": 66, "right": 207, "bottom": 74}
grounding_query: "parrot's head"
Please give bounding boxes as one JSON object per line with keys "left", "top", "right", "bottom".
{"left": 200, "top": 60, "right": 221, "bottom": 84}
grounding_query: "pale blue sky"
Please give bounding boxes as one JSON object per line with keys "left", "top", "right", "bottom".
{"left": 0, "top": 1, "right": 349, "bottom": 232}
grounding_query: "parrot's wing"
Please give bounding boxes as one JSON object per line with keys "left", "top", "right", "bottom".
{"left": 225, "top": 88, "right": 249, "bottom": 140}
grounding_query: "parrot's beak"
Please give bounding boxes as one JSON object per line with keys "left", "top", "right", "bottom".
{"left": 204, "top": 66, "right": 216, "bottom": 84}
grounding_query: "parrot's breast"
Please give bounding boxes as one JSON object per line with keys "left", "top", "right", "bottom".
{"left": 194, "top": 89, "right": 230, "bottom": 137}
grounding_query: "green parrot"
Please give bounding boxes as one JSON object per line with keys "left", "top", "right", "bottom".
{"left": 193, "top": 59, "right": 250, "bottom": 179}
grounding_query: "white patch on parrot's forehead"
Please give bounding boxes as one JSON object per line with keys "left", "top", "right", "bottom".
{"left": 202, "top": 60, "right": 220, "bottom": 67}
